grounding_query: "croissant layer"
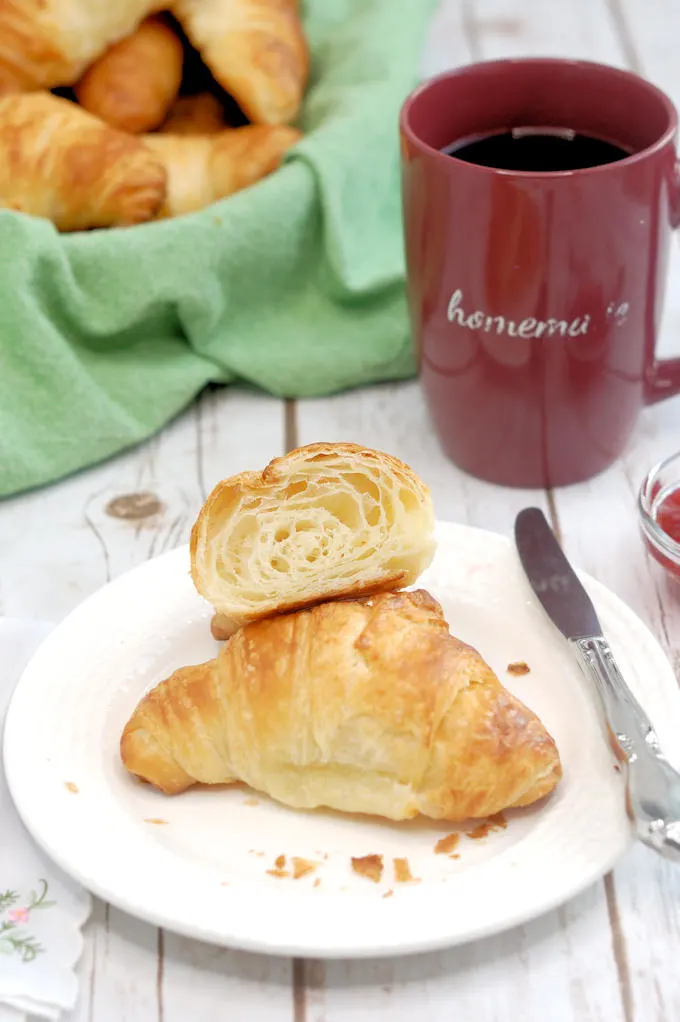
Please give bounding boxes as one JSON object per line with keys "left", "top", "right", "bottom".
{"left": 0, "top": 92, "right": 167, "bottom": 230}
{"left": 0, "top": 1, "right": 163, "bottom": 93}
{"left": 121, "top": 590, "right": 562, "bottom": 822}
{"left": 171, "top": 0, "right": 308, "bottom": 124}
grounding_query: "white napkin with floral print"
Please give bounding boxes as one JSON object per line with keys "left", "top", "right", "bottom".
{"left": 0, "top": 619, "right": 92, "bottom": 1022}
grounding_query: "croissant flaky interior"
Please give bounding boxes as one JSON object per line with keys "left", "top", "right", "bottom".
{"left": 190, "top": 443, "right": 437, "bottom": 639}
{"left": 0, "top": 93, "right": 166, "bottom": 230}
{"left": 121, "top": 590, "right": 562, "bottom": 821}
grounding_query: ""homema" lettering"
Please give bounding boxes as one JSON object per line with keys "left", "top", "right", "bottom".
{"left": 447, "top": 289, "right": 590, "bottom": 338}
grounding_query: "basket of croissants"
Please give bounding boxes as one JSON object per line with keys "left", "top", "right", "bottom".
{"left": 0, "top": 1, "right": 307, "bottom": 230}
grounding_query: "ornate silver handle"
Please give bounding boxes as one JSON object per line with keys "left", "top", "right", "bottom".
{"left": 570, "top": 636, "right": 680, "bottom": 861}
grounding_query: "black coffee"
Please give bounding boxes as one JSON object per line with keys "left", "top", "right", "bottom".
{"left": 441, "top": 128, "right": 631, "bottom": 172}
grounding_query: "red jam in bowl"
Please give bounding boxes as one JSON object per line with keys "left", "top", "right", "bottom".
{"left": 639, "top": 460, "right": 680, "bottom": 582}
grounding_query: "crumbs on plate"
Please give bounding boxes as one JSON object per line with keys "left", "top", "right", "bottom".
{"left": 292, "top": 857, "right": 318, "bottom": 880}
{"left": 507, "top": 661, "right": 531, "bottom": 676}
{"left": 64, "top": 782, "right": 79, "bottom": 793}
{"left": 351, "top": 854, "right": 384, "bottom": 883}
{"left": 144, "top": 818, "right": 168, "bottom": 825}
{"left": 243, "top": 797, "right": 260, "bottom": 807}
{"left": 465, "top": 813, "right": 507, "bottom": 840}
{"left": 267, "top": 854, "right": 289, "bottom": 878}
{"left": 393, "top": 857, "right": 419, "bottom": 884}
{"left": 434, "top": 833, "right": 460, "bottom": 855}
{"left": 382, "top": 889, "right": 394, "bottom": 899}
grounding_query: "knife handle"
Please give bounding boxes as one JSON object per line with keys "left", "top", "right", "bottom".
{"left": 570, "top": 636, "right": 680, "bottom": 862}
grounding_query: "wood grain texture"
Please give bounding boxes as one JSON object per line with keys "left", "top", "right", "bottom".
{"left": 548, "top": 2, "right": 680, "bottom": 1018}
{"left": 295, "top": 388, "right": 626, "bottom": 1022}
{"left": 0, "top": 387, "right": 288, "bottom": 1022}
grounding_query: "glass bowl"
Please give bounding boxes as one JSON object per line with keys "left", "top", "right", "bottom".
{"left": 638, "top": 451, "right": 680, "bottom": 581}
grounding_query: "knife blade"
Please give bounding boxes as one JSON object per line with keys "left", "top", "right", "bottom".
{"left": 515, "top": 507, "right": 680, "bottom": 862}
{"left": 515, "top": 507, "right": 600, "bottom": 640}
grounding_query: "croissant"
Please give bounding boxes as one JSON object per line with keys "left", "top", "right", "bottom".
{"left": 0, "top": 93, "right": 166, "bottom": 230}
{"left": 171, "top": 0, "right": 308, "bottom": 125}
{"left": 142, "top": 124, "right": 301, "bottom": 217}
{"left": 159, "top": 93, "right": 229, "bottom": 135}
{"left": 0, "top": 1, "right": 163, "bottom": 93}
{"left": 121, "top": 590, "right": 562, "bottom": 821}
{"left": 190, "top": 443, "right": 436, "bottom": 640}
{"left": 74, "top": 16, "right": 184, "bottom": 134}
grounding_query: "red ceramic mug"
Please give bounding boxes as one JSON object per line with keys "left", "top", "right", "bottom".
{"left": 400, "top": 59, "right": 680, "bottom": 488}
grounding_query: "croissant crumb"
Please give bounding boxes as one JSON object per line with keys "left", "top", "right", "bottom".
{"left": 351, "top": 855, "right": 384, "bottom": 883}
{"left": 394, "top": 858, "right": 419, "bottom": 884}
{"left": 292, "top": 857, "right": 318, "bottom": 880}
{"left": 507, "top": 661, "right": 531, "bottom": 676}
{"left": 434, "top": 833, "right": 460, "bottom": 855}
{"left": 465, "top": 813, "right": 508, "bottom": 840}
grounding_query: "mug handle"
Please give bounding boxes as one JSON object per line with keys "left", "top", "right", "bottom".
{"left": 648, "top": 170, "right": 680, "bottom": 403}
{"left": 645, "top": 356, "right": 680, "bottom": 404}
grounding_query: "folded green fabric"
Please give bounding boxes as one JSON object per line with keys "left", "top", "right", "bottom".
{"left": 0, "top": 0, "right": 436, "bottom": 498}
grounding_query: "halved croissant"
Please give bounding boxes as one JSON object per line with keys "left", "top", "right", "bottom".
{"left": 0, "top": 1, "right": 163, "bottom": 93}
{"left": 0, "top": 93, "right": 166, "bottom": 230}
{"left": 171, "top": 0, "right": 308, "bottom": 125}
{"left": 75, "top": 16, "right": 184, "bottom": 134}
{"left": 121, "top": 590, "right": 562, "bottom": 821}
{"left": 142, "top": 124, "right": 301, "bottom": 217}
{"left": 190, "top": 443, "right": 436, "bottom": 638}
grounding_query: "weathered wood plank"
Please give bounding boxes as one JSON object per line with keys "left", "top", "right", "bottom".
{"left": 294, "top": 0, "right": 644, "bottom": 1017}
{"left": 464, "top": 0, "right": 624, "bottom": 64}
{"left": 549, "top": 2, "right": 680, "bottom": 1018}
{"left": 0, "top": 387, "right": 289, "bottom": 1022}
{"left": 161, "top": 939, "right": 293, "bottom": 1022}
{"left": 296, "top": 379, "right": 624, "bottom": 1022}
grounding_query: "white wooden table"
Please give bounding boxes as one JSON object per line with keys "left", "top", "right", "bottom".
{"left": 2, "top": 0, "right": 680, "bottom": 1018}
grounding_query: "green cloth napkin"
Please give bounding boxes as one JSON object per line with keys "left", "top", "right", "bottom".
{"left": 0, "top": 0, "right": 436, "bottom": 499}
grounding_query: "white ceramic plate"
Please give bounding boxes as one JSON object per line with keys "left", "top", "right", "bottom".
{"left": 5, "top": 522, "right": 680, "bottom": 958}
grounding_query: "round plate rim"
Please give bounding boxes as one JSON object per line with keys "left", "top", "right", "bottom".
{"left": 4, "top": 520, "right": 668, "bottom": 958}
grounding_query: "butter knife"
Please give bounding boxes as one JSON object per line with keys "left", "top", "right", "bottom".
{"left": 515, "top": 506, "right": 680, "bottom": 862}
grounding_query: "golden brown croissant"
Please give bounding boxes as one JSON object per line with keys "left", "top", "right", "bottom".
{"left": 74, "top": 16, "right": 184, "bottom": 134}
{"left": 121, "top": 590, "right": 562, "bottom": 821}
{"left": 0, "top": 1, "right": 163, "bottom": 93}
{"left": 142, "top": 124, "right": 301, "bottom": 217}
{"left": 0, "top": 93, "right": 167, "bottom": 230}
{"left": 190, "top": 443, "right": 436, "bottom": 640}
{"left": 171, "top": 0, "right": 308, "bottom": 125}
{"left": 159, "top": 93, "right": 228, "bottom": 135}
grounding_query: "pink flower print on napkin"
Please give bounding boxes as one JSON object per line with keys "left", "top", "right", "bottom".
{"left": 7, "top": 907, "right": 29, "bottom": 924}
